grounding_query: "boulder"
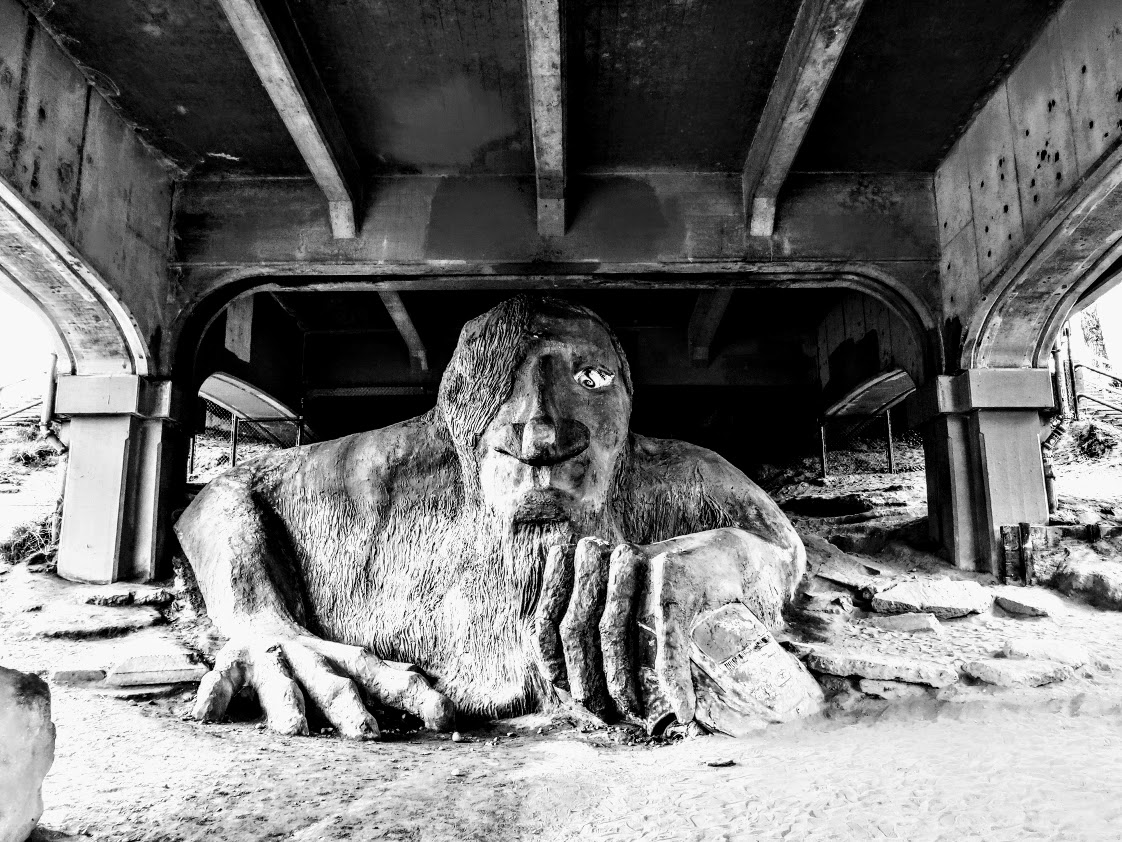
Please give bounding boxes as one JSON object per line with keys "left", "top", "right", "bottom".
{"left": 803, "top": 646, "right": 959, "bottom": 688}
{"left": 871, "top": 579, "right": 992, "bottom": 619}
{"left": 0, "top": 666, "right": 55, "bottom": 842}
{"left": 858, "top": 678, "right": 930, "bottom": 701}
{"left": 1002, "top": 638, "right": 1089, "bottom": 669}
{"left": 992, "top": 587, "right": 1064, "bottom": 618}
{"left": 865, "top": 612, "right": 942, "bottom": 635}
{"left": 963, "top": 658, "right": 1073, "bottom": 688}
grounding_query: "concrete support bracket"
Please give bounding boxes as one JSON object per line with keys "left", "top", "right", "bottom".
{"left": 55, "top": 376, "right": 177, "bottom": 584}
{"left": 909, "top": 368, "right": 1053, "bottom": 575}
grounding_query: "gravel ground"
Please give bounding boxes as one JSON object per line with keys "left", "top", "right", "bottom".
{"left": 4, "top": 448, "right": 1122, "bottom": 841}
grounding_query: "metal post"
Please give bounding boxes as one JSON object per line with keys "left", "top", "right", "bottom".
{"left": 188, "top": 433, "right": 197, "bottom": 478}
{"left": 295, "top": 417, "right": 303, "bottom": 447}
{"left": 1066, "top": 328, "right": 1080, "bottom": 421}
{"left": 231, "top": 416, "right": 240, "bottom": 468}
{"left": 1051, "top": 344, "right": 1070, "bottom": 418}
{"left": 885, "top": 410, "right": 896, "bottom": 474}
{"left": 1043, "top": 456, "right": 1058, "bottom": 514}
{"left": 38, "top": 352, "right": 57, "bottom": 437}
{"left": 819, "top": 421, "right": 828, "bottom": 478}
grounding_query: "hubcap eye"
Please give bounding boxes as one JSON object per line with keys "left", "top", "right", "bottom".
{"left": 574, "top": 366, "right": 615, "bottom": 390}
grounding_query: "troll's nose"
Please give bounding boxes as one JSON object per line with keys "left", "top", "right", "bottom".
{"left": 522, "top": 416, "right": 558, "bottom": 460}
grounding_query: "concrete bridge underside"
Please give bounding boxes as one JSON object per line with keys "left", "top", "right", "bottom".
{"left": 1, "top": 0, "right": 1121, "bottom": 582}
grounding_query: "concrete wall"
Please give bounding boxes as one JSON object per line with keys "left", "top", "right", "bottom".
{"left": 0, "top": 0, "right": 175, "bottom": 375}
{"left": 935, "top": 0, "right": 1122, "bottom": 369}
{"left": 815, "top": 291, "right": 924, "bottom": 404}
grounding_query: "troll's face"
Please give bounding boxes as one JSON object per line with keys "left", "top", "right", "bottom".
{"left": 476, "top": 312, "right": 631, "bottom": 522}
{"left": 438, "top": 297, "right": 633, "bottom": 525}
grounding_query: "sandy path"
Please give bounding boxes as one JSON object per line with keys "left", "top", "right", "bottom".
{"left": 24, "top": 686, "right": 1122, "bottom": 842}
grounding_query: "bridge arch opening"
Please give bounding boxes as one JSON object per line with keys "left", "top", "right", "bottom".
{"left": 176, "top": 279, "right": 934, "bottom": 482}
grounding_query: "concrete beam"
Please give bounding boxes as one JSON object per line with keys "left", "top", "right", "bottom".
{"left": 173, "top": 172, "right": 938, "bottom": 271}
{"left": 216, "top": 0, "right": 360, "bottom": 238}
{"left": 523, "top": 0, "right": 566, "bottom": 237}
{"left": 0, "top": 0, "right": 173, "bottom": 375}
{"left": 377, "top": 291, "right": 429, "bottom": 373}
{"left": 687, "top": 290, "right": 734, "bottom": 367}
{"left": 741, "top": 0, "right": 867, "bottom": 237}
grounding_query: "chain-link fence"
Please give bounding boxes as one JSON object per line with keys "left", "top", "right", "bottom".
{"left": 188, "top": 398, "right": 312, "bottom": 484}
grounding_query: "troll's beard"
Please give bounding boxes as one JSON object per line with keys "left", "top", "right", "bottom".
{"left": 429, "top": 503, "right": 620, "bottom": 717}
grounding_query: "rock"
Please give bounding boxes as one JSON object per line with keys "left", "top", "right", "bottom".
{"left": 992, "top": 587, "right": 1064, "bottom": 617}
{"left": 105, "top": 653, "right": 207, "bottom": 687}
{"left": 48, "top": 666, "right": 106, "bottom": 686}
{"left": 871, "top": 579, "right": 992, "bottom": 619}
{"left": 858, "top": 679, "right": 929, "bottom": 701}
{"left": 783, "top": 494, "right": 873, "bottom": 517}
{"left": 803, "top": 536, "right": 885, "bottom": 596}
{"left": 79, "top": 584, "right": 174, "bottom": 608}
{"left": 815, "top": 675, "right": 863, "bottom": 710}
{"left": 963, "top": 658, "right": 1073, "bottom": 688}
{"left": 803, "top": 646, "right": 959, "bottom": 688}
{"left": 803, "top": 588, "right": 854, "bottom": 615}
{"left": 865, "top": 612, "right": 942, "bottom": 635}
{"left": 91, "top": 683, "right": 186, "bottom": 701}
{"left": 0, "top": 666, "right": 55, "bottom": 842}
{"left": 828, "top": 528, "right": 889, "bottom": 556}
{"left": 27, "top": 605, "right": 163, "bottom": 639}
{"left": 1052, "top": 554, "right": 1122, "bottom": 611}
{"left": 1002, "top": 638, "right": 1089, "bottom": 669}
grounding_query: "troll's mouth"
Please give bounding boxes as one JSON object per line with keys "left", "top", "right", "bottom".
{"left": 511, "top": 488, "right": 573, "bottom": 523}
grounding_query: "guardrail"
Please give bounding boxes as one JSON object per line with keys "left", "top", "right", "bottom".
{"left": 1072, "top": 361, "right": 1122, "bottom": 422}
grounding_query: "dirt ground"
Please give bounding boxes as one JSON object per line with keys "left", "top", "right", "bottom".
{"left": 4, "top": 429, "right": 1122, "bottom": 841}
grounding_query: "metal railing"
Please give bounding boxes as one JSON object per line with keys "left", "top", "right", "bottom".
{"left": 1073, "top": 361, "right": 1122, "bottom": 422}
{"left": 188, "top": 398, "right": 313, "bottom": 483}
{"left": 0, "top": 354, "right": 56, "bottom": 431}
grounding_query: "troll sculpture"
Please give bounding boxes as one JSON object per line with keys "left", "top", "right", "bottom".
{"left": 177, "top": 296, "right": 819, "bottom": 739}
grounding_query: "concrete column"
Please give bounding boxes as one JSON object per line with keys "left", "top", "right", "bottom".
{"left": 55, "top": 376, "right": 175, "bottom": 584}
{"left": 910, "top": 369, "right": 1053, "bottom": 575}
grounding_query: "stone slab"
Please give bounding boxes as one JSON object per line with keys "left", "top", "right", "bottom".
{"left": 803, "top": 647, "right": 959, "bottom": 688}
{"left": 993, "top": 587, "right": 1064, "bottom": 617}
{"left": 858, "top": 679, "right": 930, "bottom": 701}
{"left": 1002, "top": 638, "right": 1089, "bottom": 668}
{"left": 48, "top": 666, "right": 107, "bottom": 686}
{"left": 105, "top": 653, "right": 207, "bottom": 687}
{"left": 0, "top": 666, "right": 55, "bottom": 842}
{"left": 28, "top": 605, "right": 163, "bottom": 639}
{"left": 865, "top": 612, "right": 943, "bottom": 635}
{"left": 963, "top": 658, "right": 1073, "bottom": 688}
{"left": 78, "top": 584, "right": 174, "bottom": 608}
{"left": 91, "top": 683, "right": 188, "bottom": 701}
{"left": 872, "top": 580, "right": 993, "bottom": 619}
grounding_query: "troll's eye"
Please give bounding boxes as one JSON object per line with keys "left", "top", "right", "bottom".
{"left": 574, "top": 365, "right": 615, "bottom": 390}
